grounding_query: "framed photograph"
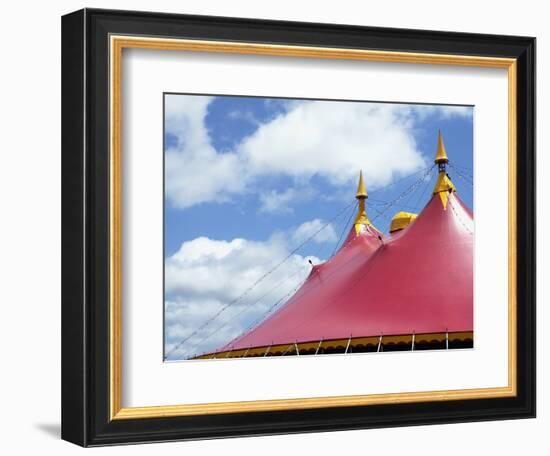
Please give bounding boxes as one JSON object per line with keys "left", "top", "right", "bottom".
{"left": 61, "top": 8, "right": 535, "bottom": 446}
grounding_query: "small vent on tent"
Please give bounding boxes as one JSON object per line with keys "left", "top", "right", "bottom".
{"left": 389, "top": 211, "right": 417, "bottom": 233}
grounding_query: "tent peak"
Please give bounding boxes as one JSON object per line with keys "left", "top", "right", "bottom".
{"left": 432, "top": 131, "right": 456, "bottom": 209}
{"left": 434, "top": 130, "right": 449, "bottom": 166}
{"left": 354, "top": 170, "right": 371, "bottom": 233}
{"left": 432, "top": 172, "right": 456, "bottom": 209}
{"left": 355, "top": 170, "right": 368, "bottom": 199}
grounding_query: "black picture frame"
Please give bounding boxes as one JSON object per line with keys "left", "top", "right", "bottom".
{"left": 62, "top": 8, "right": 535, "bottom": 447}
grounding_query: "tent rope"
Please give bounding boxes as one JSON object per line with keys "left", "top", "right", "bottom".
{"left": 368, "top": 165, "right": 434, "bottom": 195}
{"left": 447, "top": 198, "right": 474, "bottom": 236}
{"left": 448, "top": 163, "right": 473, "bottom": 186}
{"left": 190, "top": 268, "right": 308, "bottom": 358}
{"left": 370, "top": 165, "right": 436, "bottom": 223}
{"left": 330, "top": 201, "right": 358, "bottom": 256}
{"left": 449, "top": 163, "right": 473, "bottom": 177}
{"left": 185, "top": 207, "right": 356, "bottom": 358}
{"left": 410, "top": 166, "right": 436, "bottom": 212}
{"left": 165, "top": 199, "right": 357, "bottom": 359}
{"left": 190, "top": 210, "right": 358, "bottom": 358}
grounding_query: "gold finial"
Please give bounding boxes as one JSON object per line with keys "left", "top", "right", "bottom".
{"left": 356, "top": 170, "right": 368, "bottom": 199}
{"left": 433, "top": 171, "right": 456, "bottom": 195}
{"left": 432, "top": 131, "right": 455, "bottom": 209}
{"left": 434, "top": 130, "right": 449, "bottom": 165}
{"left": 354, "top": 171, "right": 370, "bottom": 233}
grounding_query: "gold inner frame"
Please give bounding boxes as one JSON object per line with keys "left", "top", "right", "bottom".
{"left": 109, "top": 35, "right": 517, "bottom": 420}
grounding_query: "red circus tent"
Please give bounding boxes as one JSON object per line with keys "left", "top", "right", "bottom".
{"left": 198, "top": 132, "right": 473, "bottom": 358}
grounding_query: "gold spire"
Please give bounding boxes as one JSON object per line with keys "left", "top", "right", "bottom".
{"left": 354, "top": 171, "right": 371, "bottom": 234}
{"left": 432, "top": 131, "right": 455, "bottom": 209}
{"left": 434, "top": 129, "right": 449, "bottom": 164}
{"left": 356, "top": 170, "right": 368, "bottom": 199}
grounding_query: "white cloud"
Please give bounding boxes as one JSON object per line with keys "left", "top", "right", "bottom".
{"left": 258, "top": 188, "right": 297, "bottom": 214}
{"left": 164, "top": 233, "right": 321, "bottom": 359}
{"left": 164, "top": 95, "right": 245, "bottom": 209}
{"left": 291, "top": 219, "right": 337, "bottom": 245}
{"left": 258, "top": 186, "right": 316, "bottom": 214}
{"left": 164, "top": 95, "right": 471, "bottom": 211}
{"left": 239, "top": 101, "right": 426, "bottom": 188}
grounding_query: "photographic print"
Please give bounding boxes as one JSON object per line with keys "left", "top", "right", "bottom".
{"left": 62, "top": 11, "right": 535, "bottom": 444}
{"left": 163, "top": 94, "right": 474, "bottom": 361}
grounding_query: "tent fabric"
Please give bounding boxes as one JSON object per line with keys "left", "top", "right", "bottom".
{"left": 213, "top": 190, "right": 473, "bottom": 354}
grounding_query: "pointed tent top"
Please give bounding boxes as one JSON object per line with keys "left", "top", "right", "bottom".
{"left": 353, "top": 171, "right": 371, "bottom": 232}
{"left": 434, "top": 130, "right": 449, "bottom": 164}
{"left": 355, "top": 170, "right": 368, "bottom": 199}
{"left": 432, "top": 131, "right": 455, "bottom": 209}
{"left": 433, "top": 170, "right": 456, "bottom": 193}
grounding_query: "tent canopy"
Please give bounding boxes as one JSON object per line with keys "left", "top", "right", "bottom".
{"left": 200, "top": 132, "right": 473, "bottom": 358}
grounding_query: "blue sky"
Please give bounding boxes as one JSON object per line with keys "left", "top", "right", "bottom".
{"left": 163, "top": 94, "right": 473, "bottom": 360}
